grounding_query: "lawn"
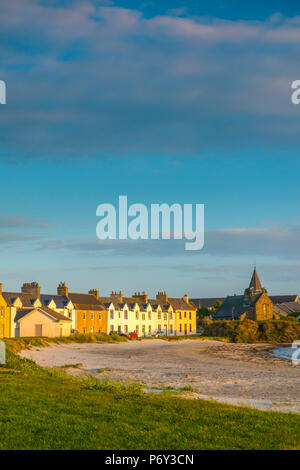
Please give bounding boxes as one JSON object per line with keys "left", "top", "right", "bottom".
{"left": 0, "top": 340, "right": 300, "bottom": 450}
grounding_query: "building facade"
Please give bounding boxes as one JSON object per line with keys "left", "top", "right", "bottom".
{"left": 68, "top": 289, "right": 107, "bottom": 334}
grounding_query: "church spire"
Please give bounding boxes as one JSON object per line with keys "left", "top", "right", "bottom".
{"left": 249, "top": 267, "right": 262, "bottom": 291}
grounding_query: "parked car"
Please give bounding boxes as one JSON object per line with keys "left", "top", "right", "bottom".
{"left": 116, "top": 331, "right": 128, "bottom": 337}
{"left": 152, "top": 330, "right": 165, "bottom": 337}
{"left": 128, "top": 331, "right": 138, "bottom": 338}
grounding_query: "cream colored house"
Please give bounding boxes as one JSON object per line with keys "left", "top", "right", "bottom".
{"left": 14, "top": 307, "right": 72, "bottom": 337}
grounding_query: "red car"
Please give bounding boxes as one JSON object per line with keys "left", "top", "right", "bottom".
{"left": 128, "top": 331, "right": 138, "bottom": 338}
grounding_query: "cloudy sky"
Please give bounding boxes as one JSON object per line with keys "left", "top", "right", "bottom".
{"left": 1, "top": 0, "right": 300, "bottom": 297}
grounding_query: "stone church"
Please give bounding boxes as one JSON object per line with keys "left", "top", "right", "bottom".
{"left": 214, "top": 268, "right": 278, "bottom": 321}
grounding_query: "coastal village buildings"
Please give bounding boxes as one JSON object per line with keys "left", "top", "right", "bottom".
{"left": 0, "top": 280, "right": 197, "bottom": 338}
{"left": 214, "top": 268, "right": 279, "bottom": 321}
{"left": 2, "top": 267, "right": 297, "bottom": 338}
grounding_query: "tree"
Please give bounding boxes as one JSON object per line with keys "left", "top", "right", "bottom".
{"left": 214, "top": 299, "right": 223, "bottom": 311}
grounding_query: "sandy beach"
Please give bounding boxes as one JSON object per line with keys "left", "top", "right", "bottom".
{"left": 20, "top": 339, "right": 300, "bottom": 413}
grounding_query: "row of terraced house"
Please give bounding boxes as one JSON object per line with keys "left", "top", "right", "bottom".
{"left": 0, "top": 281, "right": 197, "bottom": 338}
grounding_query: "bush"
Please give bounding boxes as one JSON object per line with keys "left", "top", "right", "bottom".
{"left": 204, "top": 319, "right": 300, "bottom": 343}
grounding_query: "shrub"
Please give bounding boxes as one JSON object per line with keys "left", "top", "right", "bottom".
{"left": 204, "top": 319, "right": 300, "bottom": 343}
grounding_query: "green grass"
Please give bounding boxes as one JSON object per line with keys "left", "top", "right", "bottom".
{"left": 0, "top": 340, "right": 300, "bottom": 449}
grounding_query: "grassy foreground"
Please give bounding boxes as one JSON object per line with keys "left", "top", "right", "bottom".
{"left": 0, "top": 338, "right": 300, "bottom": 450}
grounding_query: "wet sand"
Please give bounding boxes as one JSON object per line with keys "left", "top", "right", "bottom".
{"left": 20, "top": 339, "right": 300, "bottom": 414}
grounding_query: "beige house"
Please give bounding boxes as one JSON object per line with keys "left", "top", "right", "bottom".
{"left": 15, "top": 306, "right": 72, "bottom": 337}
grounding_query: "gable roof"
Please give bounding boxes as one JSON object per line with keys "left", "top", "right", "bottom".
{"left": 213, "top": 293, "right": 264, "bottom": 319}
{"left": 15, "top": 307, "right": 71, "bottom": 323}
{"left": 167, "top": 297, "right": 196, "bottom": 311}
{"left": 68, "top": 293, "right": 105, "bottom": 310}
{"left": 213, "top": 295, "right": 246, "bottom": 319}
{"left": 2, "top": 291, "right": 38, "bottom": 307}
{"left": 274, "top": 301, "right": 300, "bottom": 315}
{"left": 269, "top": 295, "right": 299, "bottom": 304}
{"left": 40, "top": 294, "right": 72, "bottom": 309}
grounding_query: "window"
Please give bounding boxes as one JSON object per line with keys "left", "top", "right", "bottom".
{"left": 1, "top": 325, "right": 4, "bottom": 336}
{"left": 118, "top": 312, "right": 121, "bottom": 319}
{"left": 110, "top": 309, "right": 114, "bottom": 320}
{"left": 148, "top": 312, "right": 151, "bottom": 320}
{"left": 83, "top": 327, "right": 87, "bottom": 334}
{"left": 83, "top": 312, "right": 86, "bottom": 320}
{"left": 148, "top": 325, "right": 151, "bottom": 334}
{"left": 179, "top": 324, "right": 182, "bottom": 332}
{"left": 99, "top": 312, "right": 102, "bottom": 320}
{"left": 110, "top": 325, "right": 114, "bottom": 332}
{"left": 170, "top": 325, "right": 173, "bottom": 334}
{"left": 169, "top": 312, "right": 172, "bottom": 320}
{"left": 0, "top": 307, "right": 5, "bottom": 317}
{"left": 164, "top": 313, "right": 167, "bottom": 321}
{"left": 263, "top": 304, "right": 267, "bottom": 314}
{"left": 124, "top": 325, "right": 128, "bottom": 333}
{"left": 184, "top": 312, "right": 187, "bottom": 318}
{"left": 179, "top": 312, "right": 182, "bottom": 320}
{"left": 158, "top": 312, "right": 161, "bottom": 320}
{"left": 142, "top": 313, "right": 145, "bottom": 321}
{"left": 124, "top": 311, "right": 128, "bottom": 320}
{"left": 91, "top": 312, "right": 94, "bottom": 320}
{"left": 190, "top": 324, "right": 192, "bottom": 332}
{"left": 91, "top": 326, "right": 94, "bottom": 332}
{"left": 68, "top": 311, "right": 72, "bottom": 319}
{"left": 142, "top": 325, "right": 145, "bottom": 334}
{"left": 136, "top": 311, "right": 139, "bottom": 320}
{"left": 136, "top": 325, "right": 139, "bottom": 335}
{"left": 189, "top": 312, "right": 191, "bottom": 320}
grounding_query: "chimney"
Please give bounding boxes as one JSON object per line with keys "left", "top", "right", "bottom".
{"left": 21, "top": 281, "right": 40, "bottom": 299}
{"left": 57, "top": 281, "right": 68, "bottom": 297}
{"left": 0, "top": 283, "right": 2, "bottom": 295}
{"left": 183, "top": 294, "right": 189, "bottom": 304}
{"left": 132, "top": 291, "right": 148, "bottom": 304}
{"left": 156, "top": 291, "right": 168, "bottom": 303}
{"left": 110, "top": 290, "right": 123, "bottom": 302}
{"left": 89, "top": 289, "right": 99, "bottom": 300}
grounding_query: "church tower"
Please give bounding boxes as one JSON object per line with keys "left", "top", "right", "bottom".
{"left": 244, "top": 267, "right": 266, "bottom": 299}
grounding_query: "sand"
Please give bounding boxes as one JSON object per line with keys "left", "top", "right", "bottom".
{"left": 20, "top": 339, "right": 300, "bottom": 414}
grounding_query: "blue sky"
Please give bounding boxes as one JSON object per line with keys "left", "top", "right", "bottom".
{"left": 0, "top": 0, "right": 300, "bottom": 298}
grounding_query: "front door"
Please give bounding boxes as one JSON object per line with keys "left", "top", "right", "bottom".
{"left": 184, "top": 324, "right": 187, "bottom": 335}
{"left": 35, "top": 324, "right": 43, "bottom": 336}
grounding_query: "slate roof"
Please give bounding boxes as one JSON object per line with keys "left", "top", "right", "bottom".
{"left": 269, "top": 295, "right": 299, "bottom": 304}
{"left": 213, "top": 293, "right": 263, "bottom": 320}
{"left": 68, "top": 293, "right": 105, "bottom": 310}
{"left": 2, "top": 292, "right": 38, "bottom": 307}
{"left": 167, "top": 297, "right": 196, "bottom": 311}
{"left": 40, "top": 294, "right": 71, "bottom": 309}
{"left": 274, "top": 302, "right": 300, "bottom": 315}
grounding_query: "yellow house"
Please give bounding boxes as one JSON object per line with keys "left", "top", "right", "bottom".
{"left": 160, "top": 293, "right": 196, "bottom": 336}
{"left": 0, "top": 283, "right": 10, "bottom": 338}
